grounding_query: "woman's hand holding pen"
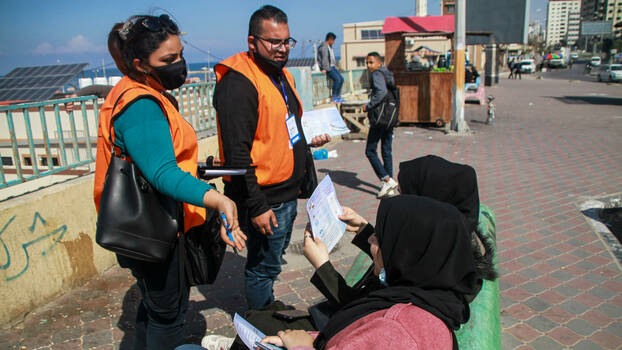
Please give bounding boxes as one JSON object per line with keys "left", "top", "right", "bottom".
{"left": 203, "top": 189, "right": 247, "bottom": 250}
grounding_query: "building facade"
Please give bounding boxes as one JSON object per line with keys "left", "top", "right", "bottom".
{"left": 581, "top": 0, "right": 622, "bottom": 39}
{"left": 604, "top": 0, "right": 622, "bottom": 37}
{"left": 546, "top": 0, "right": 582, "bottom": 46}
{"left": 567, "top": 10, "right": 582, "bottom": 44}
{"left": 581, "top": 0, "right": 608, "bottom": 20}
{"left": 441, "top": 0, "right": 456, "bottom": 15}
{"left": 340, "top": 20, "right": 386, "bottom": 71}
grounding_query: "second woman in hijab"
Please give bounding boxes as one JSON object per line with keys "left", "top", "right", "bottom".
{"left": 259, "top": 195, "right": 481, "bottom": 350}
{"left": 397, "top": 155, "right": 497, "bottom": 281}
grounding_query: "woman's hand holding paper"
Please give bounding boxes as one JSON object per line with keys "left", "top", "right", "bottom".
{"left": 338, "top": 206, "right": 368, "bottom": 234}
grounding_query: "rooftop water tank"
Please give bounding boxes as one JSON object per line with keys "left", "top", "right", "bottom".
{"left": 93, "top": 77, "right": 108, "bottom": 86}
{"left": 78, "top": 78, "right": 93, "bottom": 89}
{"left": 108, "top": 76, "right": 122, "bottom": 86}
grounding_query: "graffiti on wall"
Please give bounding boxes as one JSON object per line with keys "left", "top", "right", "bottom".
{"left": 0, "top": 212, "right": 67, "bottom": 281}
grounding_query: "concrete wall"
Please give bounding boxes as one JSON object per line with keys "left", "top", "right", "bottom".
{"left": 0, "top": 135, "right": 220, "bottom": 327}
{"left": 287, "top": 67, "right": 314, "bottom": 112}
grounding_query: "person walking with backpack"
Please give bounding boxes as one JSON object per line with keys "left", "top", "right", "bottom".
{"left": 363, "top": 52, "right": 399, "bottom": 198}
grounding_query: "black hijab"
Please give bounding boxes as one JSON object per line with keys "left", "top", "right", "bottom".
{"left": 398, "top": 155, "right": 480, "bottom": 233}
{"left": 315, "top": 195, "right": 480, "bottom": 349}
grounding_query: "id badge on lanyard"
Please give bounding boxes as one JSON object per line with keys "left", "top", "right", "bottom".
{"left": 271, "top": 76, "right": 300, "bottom": 148}
{"left": 286, "top": 113, "right": 300, "bottom": 147}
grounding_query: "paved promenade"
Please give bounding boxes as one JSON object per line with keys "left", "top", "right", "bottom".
{"left": 2, "top": 68, "right": 622, "bottom": 349}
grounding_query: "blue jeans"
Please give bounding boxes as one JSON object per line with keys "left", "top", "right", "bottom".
{"left": 326, "top": 67, "right": 344, "bottom": 98}
{"left": 365, "top": 126, "right": 394, "bottom": 180}
{"left": 117, "top": 246, "right": 189, "bottom": 350}
{"left": 243, "top": 199, "right": 298, "bottom": 309}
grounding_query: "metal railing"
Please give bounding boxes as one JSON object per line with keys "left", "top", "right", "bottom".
{"left": 311, "top": 68, "right": 369, "bottom": 105}
{"left": 170, "top": 82, "right": 217, "bottom": 132}
{"left": 0, "top": 96, "right": 100, "bottom": 188}
{"left": 0, "top": 69, "right": 364, "bottom": 189}
{"left": 0, "top": 83, "right": 218, "bottom": 189}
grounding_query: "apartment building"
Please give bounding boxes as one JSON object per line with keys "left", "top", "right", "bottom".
{"left": 581, "top": 0, "right": 622, "bottom": 37}
{"left": 604, "top": 0, "right": 622, "bottom": 37}
{"left": 546, "top": 0, "right": 582, "bottom": 46}
{"left": 340, "top": 20, "right": 386, "bottom": 71}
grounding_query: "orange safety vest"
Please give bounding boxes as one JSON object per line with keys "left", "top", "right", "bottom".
{"left": 93, "top": 76, "right": 206, "bottom": 232}
{"left": 214, "top": 52, "right": 303, "bottom": 185}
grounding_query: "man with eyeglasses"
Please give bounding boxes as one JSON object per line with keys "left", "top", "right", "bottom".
{"left": 214, "top": 5, "right": 330, "bottom": 309}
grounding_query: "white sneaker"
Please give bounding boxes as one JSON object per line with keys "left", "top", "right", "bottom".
{"left": 386, "top": 188, "right": 398, "bottom": 197}
{"left": 201, "top": 334, "right": 234, "bottom": 350}
{"left": 377, "top": 178, "right": 398, "bottom": 198}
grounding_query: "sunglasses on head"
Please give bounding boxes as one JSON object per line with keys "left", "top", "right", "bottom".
{"left": 140, "top": 14, "right": 179, "bottom": 33}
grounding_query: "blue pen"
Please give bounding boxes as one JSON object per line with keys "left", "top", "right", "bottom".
{"left": 220, "top": 211, "right": 235, "bottom": 243}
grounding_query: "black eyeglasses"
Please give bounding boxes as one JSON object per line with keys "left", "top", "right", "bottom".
{"left": 255, "top": 36, "right": 297, "bottom": 50}
{"left": 140, "top": 14, "right": 179, "bottom": 33}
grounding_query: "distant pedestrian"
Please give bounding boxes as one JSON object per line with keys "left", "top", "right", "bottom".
{"left": 514, "top": 61, "right": 522, "bottom": 80}
{"left": 318, "top": 32, "right": 345, "bottom": 103}
{"left": 508, "top": 59, "right": 515, "bottom": 79}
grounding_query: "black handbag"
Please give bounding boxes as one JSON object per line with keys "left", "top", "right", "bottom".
{"left": 96, "top": 153, "right": 181, "bottom": 262}
{"left": 182, "top": 208, "right": 227, "bottom": 286}
{"left": 298, "top": 147, "right": 318, "bottom": 199}
{"left": 95, "top": 91, "right": 181, "bottom": 263}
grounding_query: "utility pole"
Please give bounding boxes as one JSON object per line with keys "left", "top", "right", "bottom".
{"left": 312, "top": 40, "right": 320, "bottom": 72}
{"left": 451, "top": 0, "right": 469, "bottom": 133}
{"left": 415, "top": 0, "right": 427, "bottom": 16}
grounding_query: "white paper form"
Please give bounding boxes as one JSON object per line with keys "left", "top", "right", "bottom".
{"left": 306, "top": 175, "right": 346, "bottom": 252}
{"left": 233, "top": 313, "right": 265, "bottom": 349}
{"left": 301, "top": 107, "right": 350, "bottom": 140}
{"left": 233, "top": 313, "right": 284, "bottom": 350}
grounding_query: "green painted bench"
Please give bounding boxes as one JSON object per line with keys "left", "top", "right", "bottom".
{"left": 344, "top": 204, "right": 501, "bottom": 350}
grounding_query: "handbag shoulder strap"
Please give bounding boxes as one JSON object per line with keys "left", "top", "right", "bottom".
{"left": 108, "top": 88, "right": 134, "bottom": 157}
{"left": 108, "top": 88, "right": 173, "bottom": 157}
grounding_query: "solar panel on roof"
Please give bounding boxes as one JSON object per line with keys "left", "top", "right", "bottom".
{"left": 0, "top": 63, "right": 88, "bottom": 102}
{"left": 285, "top": 57, "right": 315, "bottom": 68}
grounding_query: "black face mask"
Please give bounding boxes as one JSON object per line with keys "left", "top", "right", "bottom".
{"left": 252, "top": 49, "right": 288, "bottom": 76}
{"left": 151, "top": 58, "right": 187, "bottom": 90}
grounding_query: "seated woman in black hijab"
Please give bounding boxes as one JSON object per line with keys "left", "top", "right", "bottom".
{"left": 257, "top": 195, "right": 481, "bottom": 350}
{"left": 397, "top": 155, "right": 497, "bottom": 282}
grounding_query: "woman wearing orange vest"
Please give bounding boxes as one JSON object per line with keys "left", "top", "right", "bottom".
{"left": 94, "top": 15, "right": 246, "bottom": 349}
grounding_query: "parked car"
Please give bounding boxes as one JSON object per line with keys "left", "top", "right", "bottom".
{"left": 547, "top": 58, "right": 566, "bottom": 68}
{"left": 590, "top": 56, "right": 602, "bottom": 66}
{"left": 597, "top": 64, "right": 622, "bottom": 82}
{"left": 570, "top": 52, "right": 579, "bottom": 60}
{"left": 519, "top": 59, "right": 536, "bottom": 73}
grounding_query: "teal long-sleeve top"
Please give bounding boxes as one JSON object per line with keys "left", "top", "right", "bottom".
{"left": 112, "top": 98, "right": 213, "bottom": 207}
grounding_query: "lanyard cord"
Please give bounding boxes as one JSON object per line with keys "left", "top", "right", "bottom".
{"left": 269, "top": 76, "right": 291, "bottom": 115}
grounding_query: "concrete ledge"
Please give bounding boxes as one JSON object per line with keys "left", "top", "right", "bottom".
{"left": 0, "top": 175, "right": 116, "bottom": 326}
{"left": 0, "top": 134, "right": 221, "bottom": 327}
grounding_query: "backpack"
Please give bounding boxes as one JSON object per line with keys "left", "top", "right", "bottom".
{"left": 371, "top": 70, "right": 400, "bottom": 130}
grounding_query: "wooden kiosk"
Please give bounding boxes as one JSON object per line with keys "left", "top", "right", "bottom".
{"left": 382, "top": 16, "right": 455, "bottom": 127}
